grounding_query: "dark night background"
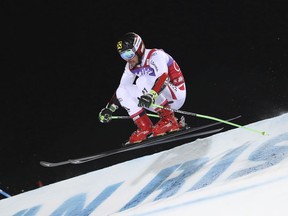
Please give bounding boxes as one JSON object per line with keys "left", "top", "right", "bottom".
{"left": 1, "top": 1, "right": 287, "bottom": 197}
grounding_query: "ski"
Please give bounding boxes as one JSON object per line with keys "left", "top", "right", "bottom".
{"left": 40, "top": 128, "right": 222, "bottom": 167}
{"left": 68, "top": 127, "right": 224, "bottom": 165}
{"left": 40, "top": 115, "right": 241, "bottom": 168}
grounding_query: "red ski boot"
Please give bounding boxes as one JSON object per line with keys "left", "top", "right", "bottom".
{"left": 152, "top": 107, "right": 181, "bottom": 137}
{"left": 129, "top": 113, "right": 153, "bottom": 144}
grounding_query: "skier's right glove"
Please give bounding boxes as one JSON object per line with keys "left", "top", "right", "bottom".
{"left": 138, "top": 90, "right": 158, "bottom": 108}
{"left": 98, "top": 104, "right": 118, "bottom": 123}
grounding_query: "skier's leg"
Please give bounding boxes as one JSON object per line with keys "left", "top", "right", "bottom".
{"left": 116, "top": 85, "right": 152, "bottom": 143}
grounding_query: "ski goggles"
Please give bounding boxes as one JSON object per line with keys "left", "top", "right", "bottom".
{"left": 120, "top": 49, "right": 136, "bottom": 60}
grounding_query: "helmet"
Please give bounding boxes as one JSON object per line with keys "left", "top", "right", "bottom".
{"left": 116, "top": 32, "right": 145, "bottom": 60}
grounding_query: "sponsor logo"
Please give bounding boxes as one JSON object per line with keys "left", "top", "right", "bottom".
{"left": 150, "top": 60, "right": 158, "bottom": 72}
{"left": 13, "top": 132, "right": 288, "bottom": 216}
{"left": 117, "top": 41, "right": 123, "bottom": 51}
{"left": 131, "top": 67, "right": 156, "bottom": 76}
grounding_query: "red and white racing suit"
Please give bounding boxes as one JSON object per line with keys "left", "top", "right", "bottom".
{"left": 115, "top": 48, "right": 186, "bottom": 119}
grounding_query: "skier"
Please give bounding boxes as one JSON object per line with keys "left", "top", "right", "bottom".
{"left": 98, "top": 32, "right": 187, "bottom": 144}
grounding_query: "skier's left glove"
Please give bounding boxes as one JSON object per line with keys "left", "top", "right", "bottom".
{"left": 98, "top": 104, "right": 118, "bottom": 123}
{"left": 138, "top": 90, "right": 158, "bottom": 108}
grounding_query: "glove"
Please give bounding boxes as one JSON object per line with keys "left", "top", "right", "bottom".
{"left": 98, "top": 104, "right": 118, "bottom": 123}
{"left": 138, "top": 90, "right": 158, "bottom": 108}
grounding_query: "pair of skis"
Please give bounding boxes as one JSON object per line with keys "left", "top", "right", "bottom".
{"left": 39, "top": 115, "right": 241, "bottom": 168}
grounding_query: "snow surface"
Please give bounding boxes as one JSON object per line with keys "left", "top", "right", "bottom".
{"left": 0, "top": 113, "right": 288, "bottom": 216}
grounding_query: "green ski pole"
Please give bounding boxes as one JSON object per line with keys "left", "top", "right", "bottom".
{"left": 152, "top": 104, "right": 268, "bottom": 136}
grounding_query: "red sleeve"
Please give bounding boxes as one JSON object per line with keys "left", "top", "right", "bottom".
{"left": 151, "top": 73, "right": 168, "bottom": 94}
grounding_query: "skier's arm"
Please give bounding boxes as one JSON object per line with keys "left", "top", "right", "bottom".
{"left": 98, "top": 92, "right": 120, "bottom": 123}
{"left": 138, "top": 51, "right": 169, "bottom": 108}
{"left": 151, "top": 72, "right": 168, "bottom": 95}
{"left": 99, "top": 66, "right": 136, "bottom": 123}
{"left": 149, "top": 50, "right": 170, "bottom": 96}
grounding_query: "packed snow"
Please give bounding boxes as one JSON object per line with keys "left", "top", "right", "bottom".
{"left": 0, "top": 113, "right": 288, "bottom": 216}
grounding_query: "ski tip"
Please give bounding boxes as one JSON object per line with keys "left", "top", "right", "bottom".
{"left": 40, "top": 161, "right": 52, "bottom": 167}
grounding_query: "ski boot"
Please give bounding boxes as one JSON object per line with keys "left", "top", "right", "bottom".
{"left": 152, "top": 105, "right": 182, "bottom": 136}
{"left": 129, "top": 113, "right": 153, "bottom": 144}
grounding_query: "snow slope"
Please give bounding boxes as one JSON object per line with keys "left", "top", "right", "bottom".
{"left": 0, "top": 113, "right": 288, "bottom": 216}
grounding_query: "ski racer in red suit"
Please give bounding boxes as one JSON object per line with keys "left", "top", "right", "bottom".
{"left": 99, "top": 32, "right": 187, "bottom": 144}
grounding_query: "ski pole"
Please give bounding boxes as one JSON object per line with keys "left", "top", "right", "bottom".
{"left": 152, "top": 104, "right": 268, "bottom": 136}
{"left": 111, "top": 113, "right": 159, "bottom": 120}
{"left": 0, "top": 189, "right": 11, "bottom": 198}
